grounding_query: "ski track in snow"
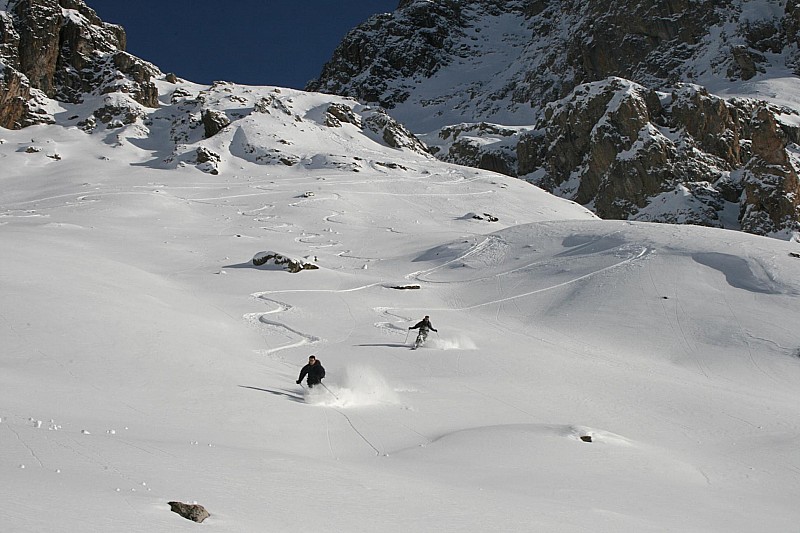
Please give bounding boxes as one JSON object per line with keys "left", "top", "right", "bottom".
{"left": 244, "top": 296, "right": 321, "bottom": 362}
{"left": 239, "top": 220, "right": 655, "bottom": 465}
{"left": 406, "top": 237, "right": 652, "bottom": 313}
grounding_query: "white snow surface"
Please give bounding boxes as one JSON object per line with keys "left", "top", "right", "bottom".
{"left": 1, "top": 79, "right": 800, "bottom": 532}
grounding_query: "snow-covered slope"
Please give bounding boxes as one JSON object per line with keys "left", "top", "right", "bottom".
{"left": 2, "top": 1, "right": 800, "bottom": 531}
{"left": 2, "top": 73, "right": 800, "bottom": 531}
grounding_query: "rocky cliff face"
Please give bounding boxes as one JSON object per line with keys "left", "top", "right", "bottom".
{"left": 515, "top": 78, "right": 800, "bottom": 234}
{"left": 310, "top": 0, "right": 800, "bottom": 238}
{"left": 310, "top": 0, "right": 796, "bottom": 123}
{"left": 0, "top": 0, "right": 160, "bottom": 129}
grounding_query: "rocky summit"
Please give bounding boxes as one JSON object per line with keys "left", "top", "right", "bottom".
{"left": 309, "top": 0, "right": 800, "bottom": 238}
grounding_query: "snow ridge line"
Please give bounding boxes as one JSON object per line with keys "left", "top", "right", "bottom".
{"left": 405, "top": 236, "right": 492, "bottom": 281}
{"left": 412, "top": 245, "right": 652, "bottom": 313}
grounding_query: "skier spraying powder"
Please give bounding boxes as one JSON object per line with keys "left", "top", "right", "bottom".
{"left": 296, "top": 355, "right": 326, "bottom": 388}
{"left": 409, "top": 315, "right": 437, "bottom": 349}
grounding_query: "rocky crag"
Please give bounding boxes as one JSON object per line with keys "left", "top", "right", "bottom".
{"left": 0, "top": 0, "right": 159, "bottom": 129}
{"left": 308, "top": 0, "right": 800, "bottom": 238}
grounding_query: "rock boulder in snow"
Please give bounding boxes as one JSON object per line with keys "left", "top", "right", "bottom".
{"left": 168, "top": 501, "right": 209, "bottom": 523}
{"left": 202, "top": 109, "right": 231, "bottom": 138}
{"left": 252, "top": 251, "right": 319, "bottom": 273}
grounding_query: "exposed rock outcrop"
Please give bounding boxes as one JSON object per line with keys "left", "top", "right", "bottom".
{"left": 430, "top": 122, "right": 519, "bottom": 176}
{"left": 168, "top": 501, "right": 209, "bottom": 523}
{"left": 202, "top": 108, "right": 230, "bottom": 138}
{"left": 0, "top": 65, "right": 30, "bottom": 128}
{"left": 0, "top": 0, "right": 160, "bottom": 129}
{"left": 518, "top": 78, "right": 800, "bottom": 234}
{"left": 252, "top": 251, "right": 319, "bottom": 273}
{"left": 363, "top": 108, "right": 428, "bottom": 154}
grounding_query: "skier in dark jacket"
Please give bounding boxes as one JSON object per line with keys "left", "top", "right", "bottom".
{"left": 409, "top": 315, "right": 437, "bottom": 348}
{"left": 296, "top": 355, "right": 325, "bottom": 388}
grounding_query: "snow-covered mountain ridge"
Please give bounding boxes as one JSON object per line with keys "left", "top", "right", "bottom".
{"left": 309, "top": 0, "right": 800, "bottom": 238}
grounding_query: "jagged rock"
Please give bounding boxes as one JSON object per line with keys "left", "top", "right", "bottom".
{"left": 168, "top": 501, "right": 209, "bottom": 523}
{"left": 433, "top": 122, "right": 518, "bottom": 175}
{"left": 374, "top": 161, "right": 408, "bottom": 170}
{"left": 0, "top": 0, "right": 160, "bottom": 128}
{"left": 516, "top": 78, "right": 800, "bottom": 234}
{"left": 195, "top": 146, "right": 220, "bottom": 164}
{"left": 252, "top": 251, "right": 319, "bottom": 273}
{"left": 253, "top": 92, "right": 293, "bottom": 116}
{"left": 741, "top": 108, "right": 800, "bottom": 236}
{"left": 170, "top": 86, "right": 192, "bottom": 103}
{"left": 0, "top": 65, "right": 30, "bottom": 128}
{"left": 106, "top": 52, "right": 159, "bottom": 107}
{"left": 195, "top": 146, "right": 221, "bottom": 174}
{"left": 324, "top": 102, "right": 361, "bottom": 128}
{"left": 519, "top": 78, "right": 672, "bottom": 220}
{"left": 202, "top": 109, "right": 230, "bottom": 138}
{"left": 363, "top": 108, "right": 428, "bottom": 154}
{"left": 471, "top": 213, "right": 498, "bottom": 222}
{"left": 92, "top": 94, "right": 145, "bottom": 127}
{"left": 308, "top": 0, "right": 463, "bottom": 108}
{"left": 390, "top": 285, "right": 421, "bottom": 290}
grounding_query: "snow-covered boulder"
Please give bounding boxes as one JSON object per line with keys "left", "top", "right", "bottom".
{"left": 252, "top": 251, "right": 319, "bottom": 273}
{"left": 202, "top": 108, "right": 230, "bottom": 138}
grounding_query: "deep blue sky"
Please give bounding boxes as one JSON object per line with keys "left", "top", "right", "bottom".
{"left": 88, "top": 1, "right": 399, "bottom": 89}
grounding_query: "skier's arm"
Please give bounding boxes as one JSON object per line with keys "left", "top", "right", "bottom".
{"left": 409, "top": 321, "right": 422, "bottom": 330}
{"left": 296, "top": 365, "right": 309, "bottom": 383}
{"left": 319, "top": 365, "right": 326, "bottom": 379}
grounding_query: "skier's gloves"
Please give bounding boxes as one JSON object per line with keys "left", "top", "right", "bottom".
{"left": 296, "top": 380, "right": 301, "bottom": 384}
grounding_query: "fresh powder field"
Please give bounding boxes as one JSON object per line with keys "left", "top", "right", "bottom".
{"left": 1, "top": 80, "right": 799, "bottom": 532}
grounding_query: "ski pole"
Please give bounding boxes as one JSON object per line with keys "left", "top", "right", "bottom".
{"left": 404, "top": 329, "right": 410, "bottom": 344}
{"left": 321, "top": 382, "right": 339, "bottom": 399}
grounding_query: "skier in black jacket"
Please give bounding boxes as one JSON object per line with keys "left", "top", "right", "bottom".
{"left": 296, "top": 355, "right": 326, "bottom": 388}
{"left": 409, "top": 315, "right": 437, "bottom": 348}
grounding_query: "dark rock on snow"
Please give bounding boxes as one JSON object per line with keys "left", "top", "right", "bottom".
{"left": 168, "top": 501, "right": 210, "bottom": 523}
